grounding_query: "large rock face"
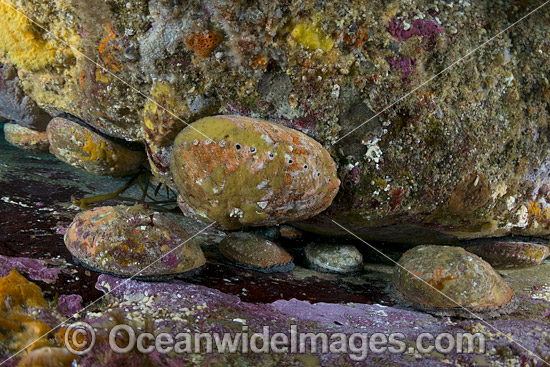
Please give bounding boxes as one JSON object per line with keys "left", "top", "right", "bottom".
{"left": 1, "top": 0, "right": 550, "bottom": 243}
{"left": 0, "top": 64, "right": 51, "bottom": 130}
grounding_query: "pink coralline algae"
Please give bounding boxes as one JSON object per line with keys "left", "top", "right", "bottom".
{"left": 0, "top": 255, "right": 63, "bottom": 283}
{"left": 388, "top": 18, "right": 443, "bottom": 43}
{"left": 56, "top": 294, "right": 83, "bottom": 316}
{"left": 388, "top": 57, "right": 417, "bottom": 79}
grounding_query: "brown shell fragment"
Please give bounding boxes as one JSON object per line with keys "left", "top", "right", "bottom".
{"left": 170, "top": 115, "right": 340, "bottom": 229}
{"left": 219, "top": 232, "right": 294, "bottom": 273}
{"left": 392, "top": 245, "right": 517, "bottom": 318}
{"left": 464, "top": 239, "right": 550, "bottom": 269}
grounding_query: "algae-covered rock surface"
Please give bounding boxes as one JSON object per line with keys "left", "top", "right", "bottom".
{"left": 2, "top": 134, "right": 550, "bottom": 366}
{"left": 1, "top": 0, "right": 549, "bottom": 242}
{"left": 2, "top": 0, "right": 550, "bottom": 365}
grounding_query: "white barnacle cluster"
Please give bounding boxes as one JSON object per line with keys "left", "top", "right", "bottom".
{"left": 362, "top": 137, "right": 383, "bottom": 166}
{"left": 229, "top": 207, "right": 244, "bottom": 218}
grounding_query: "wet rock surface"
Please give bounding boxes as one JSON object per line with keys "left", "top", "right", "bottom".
{"left": 393, "top": 245, "right": 517, "bottom": 318}
{"left": 2, "top": 0, "right": 550, "bottom": 364}
{"left": 2, "top": 136, "right": 550, "bottom": 366}
{"left": 1, "top": 1, "right": 549, "bottom": 241}
{"left": 0, "top": 132, "right": 388, "bottom": 305}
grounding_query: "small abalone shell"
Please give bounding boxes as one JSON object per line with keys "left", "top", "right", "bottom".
{"left": 464, "top": 240, "right": 550, "bottom": 269}
{"left": 170, "top": 115, "right": 340, "bottom": 229}
{"left": 219, "top": 232, "right": 294, "bottom": 273}
{"left": 47, "top": 117, "right": 145, "bottom": 177}
{"left": 64, "top": 205, "right": 206, "bottom": 278}
{"left": 393, "top": 246, "right": 517, "bottom": 318}
{"left": 279, "top": 225, "right": 304, "bottom": 239}
{"left": 304, "top": 243, "right": 363, "bottom": 274}
{"left": 3, "top": 122, "right": 49, "bottom": 153}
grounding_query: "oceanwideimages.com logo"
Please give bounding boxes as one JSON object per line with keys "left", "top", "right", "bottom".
{"left": 64, "top": 322, "right": 485, "bottom": 361}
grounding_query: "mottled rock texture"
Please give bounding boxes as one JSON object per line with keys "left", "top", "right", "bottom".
{"left": 1, "top": 0, "right": 550, "bottom": 243}
{"left": 0, "top": 64, "right": 51, "bottom": 130}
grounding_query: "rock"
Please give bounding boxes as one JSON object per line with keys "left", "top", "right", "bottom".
{"left": 56, "top": 294, "right": 83, "bottom": 317}
{"left": 47, "top": 117, "right": 145, "bottom": 177}
{"left": 0, "top": 64, "right": 51, "bottom": 130}
{"left": 464, "top": 239, "right": 550, "bottom": 269}
{"left": 304, "top": 243, "right": 363, "bottom": 274}
{"left": 82, "top": 273, "right": 550, "bottom": 367}
{"left": 170, "top": 115, "right": 340, "bottom": 229}
{"left": 0, "top": 255, "right": 63, "bottom": 283}
{"left": 219, "top": 232, "right": 294, "bottom": 273}
{"left": 3, "top": 1, "right": 550, "bottom": 242}
{"left": 392, "top": 246, "right": 517, "bottom": 318}
{"left": 3, "top": 122, "right": 49, "bottom": 153}
{"left": 64, "top": 205, "right": 206, "bottom": 279}
{"left": 248, "top": 226, "right": 281, "bottom": 241}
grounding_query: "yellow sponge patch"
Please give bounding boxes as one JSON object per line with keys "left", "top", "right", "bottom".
{"left": 290, "top": 22, "right": 333, "bottom": 53}
{"left": 0, "top": 1, "right": 66, "bottom": 71}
